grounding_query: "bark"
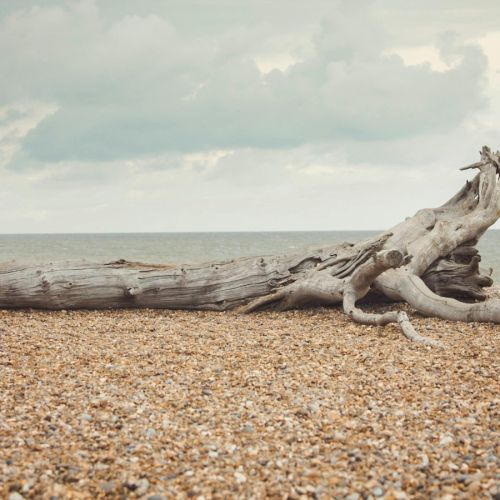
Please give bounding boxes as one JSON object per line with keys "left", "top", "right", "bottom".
{"left": 1, "top": 146, "right": 500, "bottom": 346}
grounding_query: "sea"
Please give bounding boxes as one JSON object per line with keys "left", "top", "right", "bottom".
{"left": 0, "top": 231, "right": 499, "bottom": 279}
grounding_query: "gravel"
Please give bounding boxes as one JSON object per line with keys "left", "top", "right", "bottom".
{"left": 0, "top": 305, "right": 498, "bottom": 498}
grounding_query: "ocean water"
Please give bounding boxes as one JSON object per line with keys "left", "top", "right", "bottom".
{"left": 0, "top": 230, "right": 499, "bottom": 279}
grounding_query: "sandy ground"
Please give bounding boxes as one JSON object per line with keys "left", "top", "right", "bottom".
{"left": 0, "top": 305, "right": 498, "bottom": 499}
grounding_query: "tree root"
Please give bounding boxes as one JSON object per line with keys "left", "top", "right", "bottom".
{"left": 241, "top": 234, "right": 396, "bottom": 313}
{"left": 397, "top": 311, "right": 444, "bottom": 347}
{"left": 342, "top": 249, "right": 442, "bottom": 346}
{"left": 242, "top": 248, "right": 444, "bottom": 346}
{"left": 239, "top": 272, "right": 344, "bottom": 313}
{"left": 397, "top": 273, "right": 500, "bottom": 323}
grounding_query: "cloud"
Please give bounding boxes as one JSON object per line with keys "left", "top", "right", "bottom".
{"left": 0, "top": 101, "right": 58, "bottom": 167}
{"left": 0, "top": 0, "right": 489, "bottom": 166}
{"left": 0, "top": 0, "right": 499, "bottom": 233}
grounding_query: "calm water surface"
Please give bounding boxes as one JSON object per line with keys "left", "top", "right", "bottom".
{"left": 0, "top": 231, "right": 499, "bottom": 278}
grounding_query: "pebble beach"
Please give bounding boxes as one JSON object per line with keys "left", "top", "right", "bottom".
{"left": 0, "top": 305, "right": 498, "bottom": 499}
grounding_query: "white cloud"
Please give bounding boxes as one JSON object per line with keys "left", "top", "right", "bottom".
{"left": 0, "top": 101, "right": 58, "bottom": 167}
{"left": 0, "top": 0, "right": 499, "bottom": 232}
{"left": 384, "top": 46, "right": 453, "bottom": 72}
{"left": 254, "top": 54, "right": 299, "bottom": 74}
{"left": 0, "top": 0, "right": 490, "bottom": 165}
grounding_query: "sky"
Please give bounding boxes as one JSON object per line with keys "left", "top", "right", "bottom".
{"left": 0, "top": 0, "right": 499, "bottom": 233}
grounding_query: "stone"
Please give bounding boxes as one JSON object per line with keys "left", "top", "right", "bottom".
{"left": 99, "top": 481, "right": 116, "bottom": 492}
{"left": 308, "top": 401, "right": 320, "bottom": 413}
{"left": 345, "top": 494, "right": 359, "bottom": 500}
{"left": 9, "top": 493, "right": 25, "bottom": 500}
{"left": 0, "top": 307, "right": 498, "bottom": 498}
{"left": 136, "top": 478, "right": 150, "bottom": 495}
{"left": 439, "top": 435, "right": 454, "bottom": 446}
{"left": 234, "top": 472, "right": 246, "bottom": 484}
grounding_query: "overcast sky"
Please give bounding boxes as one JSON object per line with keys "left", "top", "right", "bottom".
{"left": 1, "top": 0, "right": 499, "bottom": 233}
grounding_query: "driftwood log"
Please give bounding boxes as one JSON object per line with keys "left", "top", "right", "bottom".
{"left": 2, "top": 146, "right": 500, "bottom": 346}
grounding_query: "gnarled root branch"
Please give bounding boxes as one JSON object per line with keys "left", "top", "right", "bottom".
{"left": 396, "top": 273, "right": 500, "bottom": 323}
{"left": 396, "top": 311, "right": 444, "bottom": 347}
{"left": 343, "top": 249, "right": 442, "bottom": 346}
{"left": 239, "top": 271, "right": 345, "bottom": 313}
{"left": 343, "top": 249, "right": 405, "bottom": 321}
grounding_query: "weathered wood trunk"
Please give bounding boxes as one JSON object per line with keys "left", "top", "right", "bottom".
{"left": 0, "top": 248, "right": 346, "bottom": 310}
{"left": 2, "top": 146, "right": 500, "bottom": 345}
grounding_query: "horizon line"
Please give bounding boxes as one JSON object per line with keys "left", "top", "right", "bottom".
{"left": 0, "top": 228, "right": 498, "bottom": 236}
{"left": 0, "top": 229, "right": 385, "bottom": 236}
